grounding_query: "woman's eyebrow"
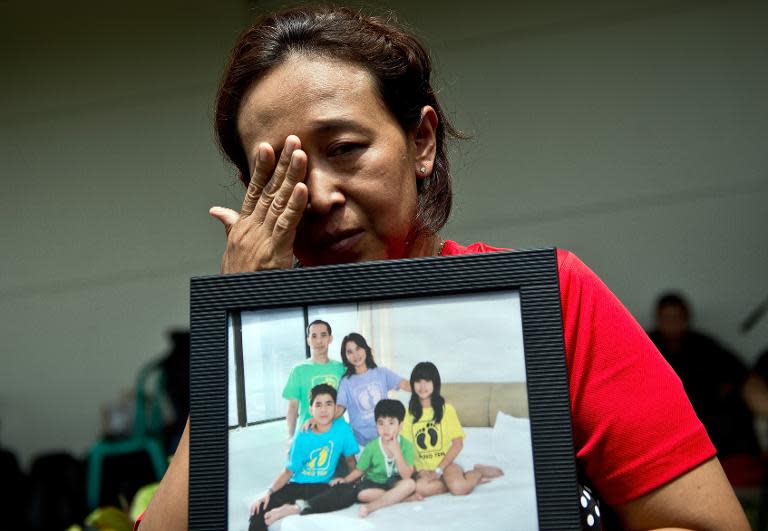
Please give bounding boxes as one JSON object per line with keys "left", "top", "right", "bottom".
{"left": 309, "top": 117, "right": 373, "bottom": 135}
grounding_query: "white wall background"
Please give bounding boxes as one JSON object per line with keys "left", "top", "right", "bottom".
{"left": 0, "top": 0, "right": 251, "bottom": 466}
{"left": 1, "top": 0, "right": 766, "bottom": 467}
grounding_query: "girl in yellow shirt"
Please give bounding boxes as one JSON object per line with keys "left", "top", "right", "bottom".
{"left": 401, "top": 361, "right": 503, "bottom": 498}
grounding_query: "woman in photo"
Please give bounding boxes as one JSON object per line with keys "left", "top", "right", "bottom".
{"left": 402, "top": 361, "right": 502, "bottom": 498}
{"left": 137, "top": 5, "right": 750, "bottom": 530}
{"left": 336, "top": 333, "right": 411, "bottom": 446}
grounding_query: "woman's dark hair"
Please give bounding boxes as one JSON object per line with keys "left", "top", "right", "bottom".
{"left": 340, "top": 332, "right": 377, "bottom": 378}
{"left": 408, "top": 361, "right": 445, "bottom": 424}
{"left": 214, "top": 5, "right": 458, "bottom": 234}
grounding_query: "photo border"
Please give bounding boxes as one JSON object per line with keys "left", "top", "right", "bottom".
{"left": 189, "top": 248, "right": 581, "bottom": 530}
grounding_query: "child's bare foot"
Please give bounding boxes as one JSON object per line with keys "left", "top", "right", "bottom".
{"left": 264, "top": 503, "right": 299, "bottom": 525}
{"left": 405, "top": 492, "right": 424, "bottom": 502}
{"left": 474, "top": 464, "right": 504, "bottom": 479}
{"left": 359, "top": 505, "right": 370, "bottom": 518}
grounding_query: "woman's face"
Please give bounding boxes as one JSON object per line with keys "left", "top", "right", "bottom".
{"left": 344, "top": 341, "right": 368, "bottom": 371}
{"left": 237, "top": 53, "right": 428, "bottom": 266}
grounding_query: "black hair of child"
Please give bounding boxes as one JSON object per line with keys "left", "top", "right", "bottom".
{"left": 310, "top": 383, "right": 337, "bottom": 404}
{"left": 408, "top": 361, "right": 446, "bottom": 424}
{"left": 374, "top": 399, "right": 406, "bottom": 422}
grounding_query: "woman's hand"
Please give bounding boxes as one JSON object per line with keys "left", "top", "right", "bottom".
{"left": 250, "top": 491, "right": 271, "bottom": 516}
{"left": 210, "top": 135, "right": 309, "bottom": 274}
{"left": 329, "top": 478, "right": 345, "bottom": 486}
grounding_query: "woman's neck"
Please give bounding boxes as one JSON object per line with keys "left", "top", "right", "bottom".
{"left": 403, "top": 231, "right": 442, "bottom": 259}
{"left": 419, "top": 397, "right": 432, "bottom": 408}
{"left": 354, "top": 364, "right": 368, "bottom": 375}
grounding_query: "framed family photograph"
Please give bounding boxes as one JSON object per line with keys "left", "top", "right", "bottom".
{"left": 189, "top": 248, "right": 581, "bottom": 531}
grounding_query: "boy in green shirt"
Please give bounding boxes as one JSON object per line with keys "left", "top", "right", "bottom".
{"left": 330, "top": 399, "right": 417, "bottom": 517}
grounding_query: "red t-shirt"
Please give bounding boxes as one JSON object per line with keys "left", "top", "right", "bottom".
{"left": 441, "top": 240, "right": 715, "bottom": 505}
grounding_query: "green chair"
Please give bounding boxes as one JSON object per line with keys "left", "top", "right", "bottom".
{"left": 86, "top": 360, "right": 169, "bottom": 509}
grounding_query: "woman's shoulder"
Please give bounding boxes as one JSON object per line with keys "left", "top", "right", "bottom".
{"left": 440, "top": 240, "right": 508, "bottom": 255}
{"left": 372, "top": 365, "right": 397, "bottom": 378}
{"left": 441, "top": 240, "right": 588, "bottom": 283}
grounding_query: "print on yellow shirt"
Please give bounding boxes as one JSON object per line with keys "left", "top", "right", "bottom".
{"left": 402, "top": 404, "right": 465, "bottom": 471}
{"left": 413, "top": 420, "right": 443, "bottom": 457}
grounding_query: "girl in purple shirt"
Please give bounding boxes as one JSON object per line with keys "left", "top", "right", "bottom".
{"left": 336, "top": 333, "right": 411, "bottom": 445}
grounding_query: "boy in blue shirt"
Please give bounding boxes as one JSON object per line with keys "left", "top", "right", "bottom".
{"left": 249, "top": 384, "right": 359, "bottom": 531}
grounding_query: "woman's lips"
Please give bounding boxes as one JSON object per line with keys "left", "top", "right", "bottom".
{"left": 325, "top": 230, "right": 364, "bottom": 255}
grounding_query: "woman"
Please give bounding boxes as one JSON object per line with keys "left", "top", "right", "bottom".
{"left": 139, "top": 6, "right": 749, "bottom": 530}
{"left": 336, "top": 332, "right": 410, "bottom": 446}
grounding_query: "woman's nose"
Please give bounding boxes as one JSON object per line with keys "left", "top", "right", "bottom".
{"left": 305, "top": 165, "right": 345, "bottom": 215}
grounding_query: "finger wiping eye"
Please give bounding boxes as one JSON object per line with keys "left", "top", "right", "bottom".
{"left": 258, "top": 143, "right": 270, "bottom": 163}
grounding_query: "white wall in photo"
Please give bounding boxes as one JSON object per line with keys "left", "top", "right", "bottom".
{"left": 386, "top": 291, "right": 526, "bottom": 383}
{"left": 308, "top": 290, "right": 526, "bottom": 383}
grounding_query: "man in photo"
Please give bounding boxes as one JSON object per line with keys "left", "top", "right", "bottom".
{"left": 283, "top": 320, "right": 346, "bottom": 444}
{"left": 248, "top": 384, "right": 359, "bottom": 531}
{"left": 331, "top": 399, "right": 417, "bottom": 517}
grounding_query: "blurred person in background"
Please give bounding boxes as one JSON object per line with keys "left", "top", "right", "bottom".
{"left": 649, "top": 292, "right": 761, "bottom": 485}
{"left": 743, "top": 349, "right": 768, "bottom": 447}
{"left": 161, "top": 330, "right": 190, "bottom": 453}
{"left": 0, "top": 421, "right": 28, "bottom": 531}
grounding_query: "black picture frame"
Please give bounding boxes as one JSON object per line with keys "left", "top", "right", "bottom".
{"left": 189, "top": 248, "right": 581, "bottom": 530}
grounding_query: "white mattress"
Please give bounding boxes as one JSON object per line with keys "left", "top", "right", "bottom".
{"left": 228, "top": 416, "right": 538, "bottom": 531}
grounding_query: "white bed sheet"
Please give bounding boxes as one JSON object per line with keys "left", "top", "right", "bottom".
{"left": 229, "top": 422, "right": 537, "bottom": 531}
